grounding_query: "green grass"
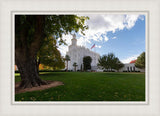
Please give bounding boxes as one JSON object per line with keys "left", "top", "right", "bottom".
{"left": 15, "top": 72, "right": 145, "bottom": 101}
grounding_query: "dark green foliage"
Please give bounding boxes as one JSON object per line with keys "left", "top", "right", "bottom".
{"left": 98, "top": 53, "right": 124, "bottom": 71}
{"left": 37, "top": 36, "right": 65, "bottom": 70}
{"left": 135, "top": 52, "right": 145, "bottom": 69}
{"left": 43, "top": 15, "right": 89, "bottom": 45}
{"left": 15, "top": 72, "right": 145, "bottom": 101}
{"left": 15, "top": 15, "right": 37, "bottom": 48}
{"left": 15, "top": 15, "right": 89, "bottom": 52}
{"left": 113, "top": 58, "right": 124, "bottom": 72}
{"left": 83, "top": 56, "right": 92, "bottom": 71}
{"left": 15, "top": 15, "right": 89, "bottom": 88}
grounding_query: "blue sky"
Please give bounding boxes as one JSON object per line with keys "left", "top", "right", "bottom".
{"left": 58, "top": 14, "right": 145, "bottom": 63}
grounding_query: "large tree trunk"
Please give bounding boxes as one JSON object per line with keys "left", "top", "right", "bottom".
{"left": 16, "top": 56, "right": 47, "bottom": 88}
{"left": 15, "top": 15, "right": 47, "bottom": 88}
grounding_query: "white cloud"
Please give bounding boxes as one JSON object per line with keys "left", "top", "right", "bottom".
{"left": 77, "top": 14, "right": 142, "bottom": 44}
{"left": 112, "top": 36, "right": 117, "bottom": 39}
{"left": 58, "top": 14, "right": 143, "bottom": 56}
{"left": 57, "top": 34, "right": 72, "bottom": 56}
{"left": 57, "top": 45, "right": 68, "bottom": 56}
{"left": 95, "top": 45, "right": 102, "bottom": 48}
{"left": 138, "top": 15, "right": 145, "bottom": 20}
{"left": 121, "top": 54, "right": 139, "bottom": 64}
{"left": 124, "top": 15, "right": 139, "bottom": 29}
{"left": 77, "top": 36, "right": 91, "bottom": 46}
{"left": 104, "top": 36, "right": 109, "bottom": 41}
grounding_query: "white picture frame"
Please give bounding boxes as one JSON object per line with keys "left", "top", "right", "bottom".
{"left": 0, "top": 0, "right": 160, "bottom": 116}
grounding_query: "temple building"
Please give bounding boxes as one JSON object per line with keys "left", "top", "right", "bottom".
{"left": 66, "top": 34, "right": 100, "bottom": 71}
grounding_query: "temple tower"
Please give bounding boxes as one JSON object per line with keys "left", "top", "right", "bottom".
{"left": 71, "top": 34, "right": 77, "bottom": 46}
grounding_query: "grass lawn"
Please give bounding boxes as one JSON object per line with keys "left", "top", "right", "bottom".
{"left": 15, "top": 72, "right": 145, "bottom": 101}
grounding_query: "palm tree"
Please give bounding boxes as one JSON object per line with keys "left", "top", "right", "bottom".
{"left": 73, "top": 62, "right": 78, "bottom": 71}
{"left": 65, "top": 55, "right": 70, "bottom": 72}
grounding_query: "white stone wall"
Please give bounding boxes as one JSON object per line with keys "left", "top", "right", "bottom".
{"left": 119, "top": 63, "right": 145, "bottom": 72}
{"left": 66, "top": 35, "right": 100, "bottom": 71}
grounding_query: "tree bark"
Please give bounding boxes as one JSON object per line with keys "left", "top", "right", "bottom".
{"left": 16, "top": 56, "right": 47, "bottom": 88}
{"left": 15, "top": 15, "right": 47, "bottom": 88}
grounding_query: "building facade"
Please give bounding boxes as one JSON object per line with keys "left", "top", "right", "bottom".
{"left": 66, "top": 34, "right": 100, "bottom": 71}
{"left": 119, "top": 60, "right": 145, "bottom": 72}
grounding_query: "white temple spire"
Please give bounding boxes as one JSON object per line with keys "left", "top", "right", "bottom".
{"left": 73, "top": 33, "right": 76, "bottom": 39}
{"left": 71, "top": 33, "right": 77, "bottom": 46}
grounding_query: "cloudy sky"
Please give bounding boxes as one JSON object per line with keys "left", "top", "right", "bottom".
{"left": 58, "top": 14, "right": 145, "bottom": 63}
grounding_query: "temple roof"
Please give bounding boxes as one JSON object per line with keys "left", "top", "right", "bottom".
{"left": 130, "top": 60, "right": 136, "bottom": 64}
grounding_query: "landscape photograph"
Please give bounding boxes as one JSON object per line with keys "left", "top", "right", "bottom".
{"left": 14, "top": 14, "right": 146, "bottom": 102}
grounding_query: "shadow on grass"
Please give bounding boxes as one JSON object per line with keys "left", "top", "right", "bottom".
{"left": 39, "top": 72, "right": 64, "bottom": 76}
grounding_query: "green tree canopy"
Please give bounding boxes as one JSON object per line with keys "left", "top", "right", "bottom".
{"left": 98, "top": 53, "right": 123, "bottom": 71}
{"left": 37, "top": 36, "right": 65, "bottom": 71}
{"left": 15, "top": 15, "right": 88, "bottom": 88}
{"left": 113, "top": 58, "right": 124, "bottom": 72}
{"left": 98, "top": 55, "right": 109, "bottom": 69}
{"left": 135, "top": 52, "right": 145, "bottom": 69}
{"left": 83, "top": 56, "right": 92, "bottom": 71}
